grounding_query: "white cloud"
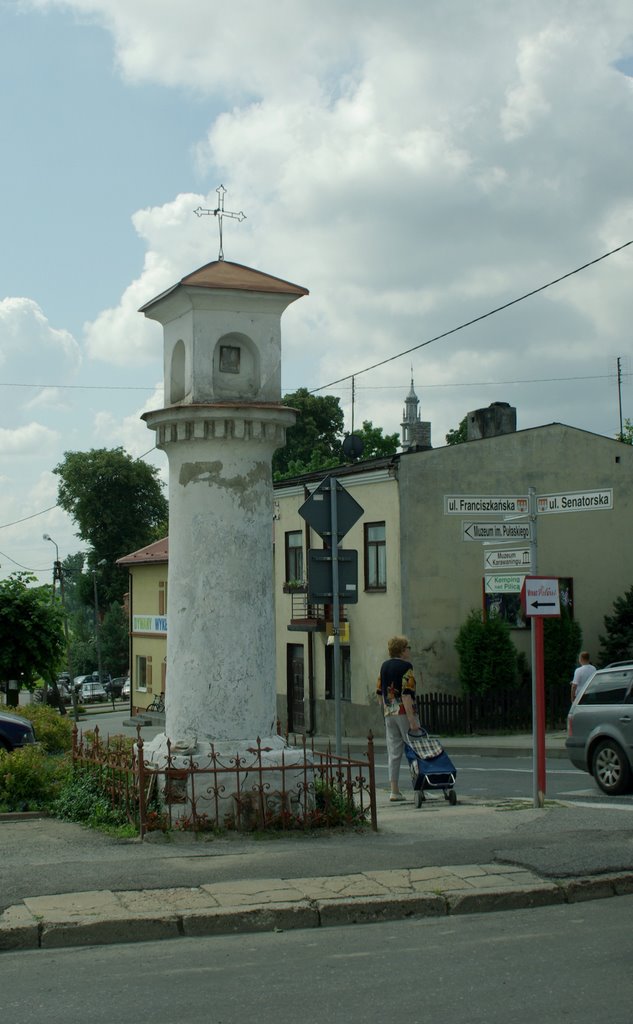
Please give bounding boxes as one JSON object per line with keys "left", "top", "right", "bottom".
{"left": 5, "top": 0, "right": 633, "bottom": 583}
{"left": 0, "top": 422, "right": 60, "bottom": 455}
{"left": 0, "top": 297, "right": 81, "bottom": 374}
{"left": 93, "top": 383, "right": 165, "bottom": 456}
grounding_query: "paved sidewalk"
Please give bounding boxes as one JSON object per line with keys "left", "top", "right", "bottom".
{"left": 288, "top": 730, "right": 570, "bottom": 759}
{"left": 4, "top": 861, "right": 627, "bottom": 953}
{"left": 3, "top": 782, "right": 633, "bottom": 953}
{"left": 4, "top": 723, "right": 629, "bottom": 955}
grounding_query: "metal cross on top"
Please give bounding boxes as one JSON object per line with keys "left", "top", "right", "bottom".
{"left": 193, "top": 184, "right": 246, "bottom": 261}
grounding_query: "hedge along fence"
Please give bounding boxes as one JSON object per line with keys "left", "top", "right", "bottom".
{"left": 417, "top": 686, "right": 570, "bottom": 736}
{"left": 71, "top": 726, "right": 377, "bottom": 837}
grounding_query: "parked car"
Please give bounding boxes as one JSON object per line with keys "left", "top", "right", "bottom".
{"left": 0, "top": 711, "right": 36, "bottom": 752}
{"left": 565, "top": 665, "right": 633, "bottom": 795}
{"left": 121, "top": 678, "right": 130, "bottom": 699}
{"left": 78, "top": 680, "right": 108, "bottom": 704}
{"left": 104, "top": 676, "right": 127, "bottom": 699}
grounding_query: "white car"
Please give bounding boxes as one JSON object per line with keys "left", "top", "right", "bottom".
{"left": 121, "top": 678, "right": 131, "bottom": 699}
{"left": 78, "top": 680, "right": 108, "bottom": 704}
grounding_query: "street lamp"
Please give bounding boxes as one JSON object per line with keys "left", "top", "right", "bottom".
{"left": 43, "top": 534, "right": 78, "bottom": 721}
{"left": 92, "top": 560, "right": 107, "bottom": 687}
{"left": 42, "top": 533, "right": 61, "bottom": 596}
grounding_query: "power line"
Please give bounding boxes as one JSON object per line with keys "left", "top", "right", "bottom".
{"left": 0, "top": 504, "right": 58, "bottom": 531}
{"left": 286, "top": 371, "right": 630, "bottom": 393}
{"left": 310, "top": 238, "right": 633, "bottom": 393}
{"left": 0, "top": 548, "right": 48, "bottom": 572}
{"left": 0, "top": 450, "right": 158, "bottom": 533}
{"left": 0, "top": 383, "right": 163, "bottom": 392}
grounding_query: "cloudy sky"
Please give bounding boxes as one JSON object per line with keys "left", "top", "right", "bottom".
{"left": 1, "top": 0, "right": 632, "bottom": 582}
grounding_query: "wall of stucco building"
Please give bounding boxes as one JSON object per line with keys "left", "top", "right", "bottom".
{"left": 398, "top": 424, "right": 633, "bottom": 692}
{"left": 119, "top": 558, "right": 168, "bottom": 713}
{"left": 273, "top": 465, "right": 402, "bottom": 737}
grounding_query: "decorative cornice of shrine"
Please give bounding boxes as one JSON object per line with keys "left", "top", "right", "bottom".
{"left": 142, "top": 402, "right": 297, "bottom": 448}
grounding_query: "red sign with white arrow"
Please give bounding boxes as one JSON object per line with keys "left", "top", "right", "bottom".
{"left": 521, "top": 576, "right": 561, "bottom": 617}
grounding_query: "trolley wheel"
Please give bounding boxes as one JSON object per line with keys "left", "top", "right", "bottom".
{"left": 448, "top": 790, "right": 457, "bottom": 806}
{"left": 415, "top": 790, "right": 424, "bottom": 808}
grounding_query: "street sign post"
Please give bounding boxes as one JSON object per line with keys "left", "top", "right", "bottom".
{"left": 484, "top": 574, "right": 525, "bottom": 594}
{"left": 536, "top": 488, "right": 613, "bottom": 514}
{"left": 521, "top": 576, "right": 562, "bottom": 808}
{"left": 462, "top": 521, "right": 533, "bottom": 542}
{"left": 454, "top": 483, "right": 613, "bottom": 810}
{"left": 299, "top": 476, "right": 364, "bottom": 755}
{"left": 298, "top": 476, "right": 364, "bottom": 539}
{"left": 308, "top": 549, "right": 358, "bottom": 603}
{"left": 444, "top": 495, "right": 529, "bottom": 515}
{"left": 483, "top": 547, "right": 532, "bottom": 571}
{"left": 521, "top": 577, "right": 561, "bottom": 617}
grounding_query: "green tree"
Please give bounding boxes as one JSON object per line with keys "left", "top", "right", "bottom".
{"left": 543, "top": 611, "right": 582, "bottom": 687}
{"left": 617, "top": 418, "right": 633, "bottom": 444}
{"left": 54, "top": 448, "right": 168, "bottom": 605}
{"left": 598, "top": 585, "right": 633, "bottom": 666}
{"left": 99, "top": 602, "right": 129, "bottom": 677}
{"left": 445, "top": 416, "right": 468, "bottom": 446}
{"left": 0, "top": 574, "right": 66, "bottom": 705}
{"left": 59, "top": 552, "right": 87, "bottom": 615}
{"left": 273, "top": 389, "right": 345, "bottom": 480}
{"left": 67, "top": 608, "right": 97, "bottom": 677}
{"left": 350, "top": 421, "right": 400, "bottom": 459}
{"left": 455, "top": 609, "right": 518, "bottom": 694}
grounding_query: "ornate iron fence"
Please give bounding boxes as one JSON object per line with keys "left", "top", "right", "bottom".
{"left": 71, "top": 726, "right": 377, "bottom": 837}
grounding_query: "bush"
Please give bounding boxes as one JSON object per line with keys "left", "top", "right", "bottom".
{"left": 17, "top": 705, "right": 74, "bottom": 753}
{"left": 543, "top": 612, "right": 582, "bottom": 687}
{"left": 53, "top": 765, "right": 134, "bottom": 832}
{"left": 455, "top": 610, "right": 518, "bottom": 693}
{"left": 0, "top": 746, "right": 69, "bottom": 812}
{"left": 599, "top": 585, "right": 633, "bottom": 666}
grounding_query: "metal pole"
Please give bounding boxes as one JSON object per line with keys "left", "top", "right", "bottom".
{"left": 330, "top": 477, "right": 342, "bottom": 756}
{"left": 92, "top": 570, "right": 104, "bottom": 687}
{"left": 535, "top": 616, "right": 546, "bottom": 807}
{"left": 528, "top": 487, "right": 541, "bottom": 808}
{"left": 59, "top": 565, "right": 79, "bottom": 723}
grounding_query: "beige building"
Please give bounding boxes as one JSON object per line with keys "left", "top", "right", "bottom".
{"left": 273, "top": 421, "right": 633, "bottom": 736}
{"left": 118, "top": 420, "right": 633, "bottom": 736}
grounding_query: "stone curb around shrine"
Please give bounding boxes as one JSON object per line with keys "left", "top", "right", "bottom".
{"left": 3, "top": 865, "right": 633, "bottom": 953}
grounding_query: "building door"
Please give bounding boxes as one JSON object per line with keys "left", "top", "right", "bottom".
{"left": 287, "top": 644, "right": 305, "bottom": 733}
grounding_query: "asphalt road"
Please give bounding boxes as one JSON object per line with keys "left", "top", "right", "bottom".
{"left": 3, "top": 896, "right": 632, "bottom": 1024}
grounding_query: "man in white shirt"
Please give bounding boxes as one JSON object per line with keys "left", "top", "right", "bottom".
{"left": 570, "top": 651, "right": 596, "bottom": 702}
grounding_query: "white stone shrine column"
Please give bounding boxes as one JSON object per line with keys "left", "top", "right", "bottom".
{"left": 139, "top": 260, "right": 308, "bottom": 752}
{"left": 143, "top": 403, "right": 295, "bottom": 745}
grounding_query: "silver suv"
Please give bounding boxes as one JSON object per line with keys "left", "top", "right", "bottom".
{"left": 566, "top": 665, "right": 633, "bottom": 795}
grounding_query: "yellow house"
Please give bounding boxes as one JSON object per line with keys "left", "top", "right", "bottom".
{"left": 273, "top": 457, "right": 402, "bottom": 737}
{"left": 117, "top": 538, "right": 168, "bottom": 713}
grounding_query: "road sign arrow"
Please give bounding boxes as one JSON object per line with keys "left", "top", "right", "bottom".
{"left": 530, "top": 600, "right": 556, "bottom": 608}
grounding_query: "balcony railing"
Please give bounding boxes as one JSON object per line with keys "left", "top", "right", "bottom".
{"left": 287, "top": 590, "right": 326, "bottom": 630}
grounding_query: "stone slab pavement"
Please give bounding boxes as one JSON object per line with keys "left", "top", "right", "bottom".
{"left": 3, "top": 772, "right": 633, "bottom": 953}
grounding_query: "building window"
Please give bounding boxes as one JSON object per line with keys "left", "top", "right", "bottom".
{"left": 136, "top": 655, "right": 152, "bottom": 693}
{"left": 159, "top": 580, "right": 168, "bottom": 616}
{"left": 285, "top": 530, "right": 304, "bottom": 583}
{"left": 364, "top": 522, "right": 386, "bottom": 590}
{"left": 325, "top": 646, "right": 351, "bottom": 701}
